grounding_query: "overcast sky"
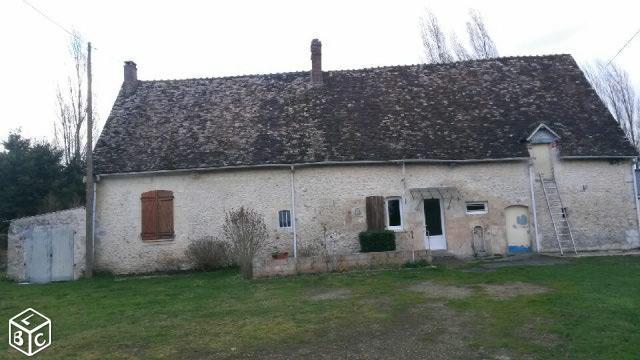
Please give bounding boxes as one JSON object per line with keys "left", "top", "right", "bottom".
{"left": 1, "top": 0, "right": 639, "bottom": 143}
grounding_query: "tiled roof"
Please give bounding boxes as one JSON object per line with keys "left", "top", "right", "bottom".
{"left": 94, "top": 54, "right": 636, "bottom": 174}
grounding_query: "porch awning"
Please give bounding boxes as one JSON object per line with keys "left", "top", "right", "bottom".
{"left": 409, "top": 187, "right": 461, "bottom": 202}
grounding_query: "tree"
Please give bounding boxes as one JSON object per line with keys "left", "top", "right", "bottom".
{"left": 0, "top": 131, "right": 60, "bottom": 231}
{"left": 420, "top": 9, "right": 499, "bottom": 64}
{"left": 54, "top": 31, "right": 95, "bottom": 165}
{"left": 0, "top": 131, "right": 85, "bottom": 234}
{"left": 583, "top": 61, "right": 640, "bottom": 150}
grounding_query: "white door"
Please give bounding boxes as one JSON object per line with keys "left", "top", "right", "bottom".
{"left": 505, "top": 206, "right": 531, "bottom": 252}
{"left": 28, "top": 226, "right": 52, "bottom": 284}
{"left": 51, "top": 226, "right": 75, "bottom": 282}
{"left": 424, "top": 198, "right": 446, "bottom": 250}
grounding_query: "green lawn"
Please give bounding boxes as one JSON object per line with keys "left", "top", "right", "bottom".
{"left": 1, "top": 256, "right": 639, "bottom": 359}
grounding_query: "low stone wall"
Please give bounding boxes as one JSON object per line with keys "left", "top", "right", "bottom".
{"left": 8, "top": 208, "right": 86, "bottom": 282}
{"left": 253, "top": 250, "right": 434, "bottom": 278}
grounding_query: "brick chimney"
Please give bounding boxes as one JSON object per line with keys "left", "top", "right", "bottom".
{"left": 123, "top": 61, "right": 138, "bottom": 95}
{"left": 310, "top": 39, "right": 323, "bottom": 87}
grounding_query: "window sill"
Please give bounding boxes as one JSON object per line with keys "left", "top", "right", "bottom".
{"left": 386, "top": 227, "right": 406, "bottom": 233}
{"left": 141, "top": 237, "right": 175, "bottom": 244}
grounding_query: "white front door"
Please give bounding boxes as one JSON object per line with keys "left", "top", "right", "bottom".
{"left": 424, "top": 198, "right": 446, "bottom": 250}
{"left": 505, "top": 206, "right": 531, "bottom": 253}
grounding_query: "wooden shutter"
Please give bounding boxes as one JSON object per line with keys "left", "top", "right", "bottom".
{"left": 141, "top": 191, "right": 158, "bottom": 240}
{"left": 141, "top": 190, "right": 174, "bottom": 240}
{"left": 157, "top": 190, "right": 174, "bottom": 239}
{"left": 365, "top": 196, "right": 386, "bottom": 230}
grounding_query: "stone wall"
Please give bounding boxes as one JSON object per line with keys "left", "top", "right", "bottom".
{"left": 293, "top": 162, "right": 532, "bottom": 258}
{"left": 7, "top": 208, "right": 86, "bottom": 281}
{"left": 95, "top": 169, "right": 294, "bottom": 274}
{"left": 534, "top": 158, "right": 640, "bottom": 252}
{"left": 95, "top": 161, "right": 533, "bottom": 274}
{"left": 94, "top": 158, "right": 639, "bottom": 275}
{"left": 253, "top": 250, "right": 435, "bottom": 278}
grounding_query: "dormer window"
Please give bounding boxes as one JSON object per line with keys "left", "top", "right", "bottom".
{"left": 527, "top": 123, "right": 560, "bottom": 144}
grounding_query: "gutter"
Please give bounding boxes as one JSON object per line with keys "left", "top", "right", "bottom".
{"left": 290, "top": 165, "right": 297, "bottom": 258}
{"left": 92, "top": 180, "right": 97, "bottom": 260}
{"left": 632, "top": 161, "right": 640, "bottom": 237}
{"left": 528, "top": 163, "right": 541, "bottom": 252}
{"left": 96, "top": 157, "right": 530, "bottom": 178}
{"left": 560, "top": 155, "right": 637, "bottom": 159}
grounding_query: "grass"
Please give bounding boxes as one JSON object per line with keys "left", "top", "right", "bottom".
{"left": 0, "top": 256, "right": 639, "bottom": 359}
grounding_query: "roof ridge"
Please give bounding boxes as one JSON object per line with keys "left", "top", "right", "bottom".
{"left": 327, "top": 54, "right": 573, "bottom": 73}
{"left": 140, "top": 54, "right": 573, "bottom": 83}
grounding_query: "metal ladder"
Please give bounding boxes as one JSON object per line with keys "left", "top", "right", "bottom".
{"left": 539, "top": 174, "right": 577, "bottom": 255}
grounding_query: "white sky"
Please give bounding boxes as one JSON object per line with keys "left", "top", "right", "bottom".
{"left": 1, "top": 0, "right": 639, "bottom": 143}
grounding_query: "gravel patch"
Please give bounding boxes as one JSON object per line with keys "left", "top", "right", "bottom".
{"left": 479, "top": 282, "right": 550, "bottom": 299}
{"left": 307, "top": 288, "right": 352, "bottom": 301}
{"left": 408, "top": 281, "right": 473, "bottom": 299}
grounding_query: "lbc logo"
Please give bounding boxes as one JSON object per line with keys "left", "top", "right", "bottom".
{"left": 9, "top": 308, "right": 52, "bottom": 356}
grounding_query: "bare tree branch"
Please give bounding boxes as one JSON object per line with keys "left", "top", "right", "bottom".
{"left": 53, "top": 30, "right": 94, "bottom": 165}
{"left": 466, "top": 9, "right": 499, "bottom": 59}
{"left": 420, "top": 10, "right": 455, "bottom": 64}
{"left": 420, "top": 9, "right": 498, "bottom": 64}
{"left": 450, "top": 33, "right": 473, "bottom": 61}
{"left": 583, "top": 61, "right": 639, "bottom": 150}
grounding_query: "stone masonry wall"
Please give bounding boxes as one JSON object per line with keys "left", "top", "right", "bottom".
{"left": 95, "top": 169, "right": 294, "bottom": 274}
{"left": 95, "top": 162, "right": 532, "bottom": 274}
{"left": 7, "top": 207, "right": 86, "bottom": 281}
{"left": 94, "top": 158, "right": 639, "bottom": 275}
{"left": 293, "top": 162, "right": 532, "bottom": 258}
{"left": 253, "top": 250, "right": 435, "bottom": 278}
{"left": 534, "top": 158, "right": 640, "bottom": 252}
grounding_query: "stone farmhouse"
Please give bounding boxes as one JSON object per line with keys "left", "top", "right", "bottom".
{"left": 91, "top": 39, "right": 639, "bottom": 274}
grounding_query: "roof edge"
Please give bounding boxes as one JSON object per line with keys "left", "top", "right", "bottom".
{"left": 96, "top": 157, "right": 530, "bottom": 179}
{"left": 138, "top": 54, "right": 574, "bottom": 83}
{"left": 560, "top": 155, "right": 637, "bottom": 160}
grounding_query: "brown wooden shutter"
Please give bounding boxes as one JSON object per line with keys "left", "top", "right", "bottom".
{"left": 156, "top": 190, "right": 174, "bottom": 239}
{"left": 365, "top": 196, "right": 386, "bottom": 230}
{"left": 141, "top": 191, "right": 158, "bottom": 240}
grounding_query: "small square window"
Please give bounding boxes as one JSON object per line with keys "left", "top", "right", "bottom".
{"left": 465, "top": 202, "right": 488, "bottom": 215}
{"left": 278, "top": 210, "right": 292, "bottom": 228}
{"left": 386, "top": 197, "right": 403, "bottom": 230}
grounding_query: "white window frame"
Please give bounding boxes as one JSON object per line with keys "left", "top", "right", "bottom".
{"left": 465, "top": 201, "right": 488, "bottom": 215}
{"left": 385, "top": 196, "right": 404, "bottom": 231}
{"left": 278, "top": 209, "right": 292, "bottom": 228}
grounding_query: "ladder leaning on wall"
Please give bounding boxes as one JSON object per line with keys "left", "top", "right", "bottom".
{"left": 539, "top": 174, "right": 578, "bottom": 255}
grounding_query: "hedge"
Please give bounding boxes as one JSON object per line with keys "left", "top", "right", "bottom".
{"left": 358, "top": 230, "right": 396, "bottom": 253}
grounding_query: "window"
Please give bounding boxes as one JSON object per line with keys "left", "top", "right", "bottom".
{"left": 278, "top": 210, "right": 292, "bottom": 228}
{"left": 141, "top": 190, "right": 174, "bottom": 240}
{"left": 385, "top": 197, "right": 403, "bottom": 230}
{"left": 465, "top": 201, "right": 488, "bottom": 215}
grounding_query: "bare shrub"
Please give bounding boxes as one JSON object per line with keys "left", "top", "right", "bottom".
{"left": 223, "top": 207, "right": 268, "bottom": 279}
{"left": 185, "top": 236, "right": 232, "bottom": 271}
{"left": 297, "top": 237, "right": 325, "bottom": 257}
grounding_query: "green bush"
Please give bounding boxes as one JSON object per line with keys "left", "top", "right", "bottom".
{"left": 359, "top": 230, "right": 396, "bottom": 253}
